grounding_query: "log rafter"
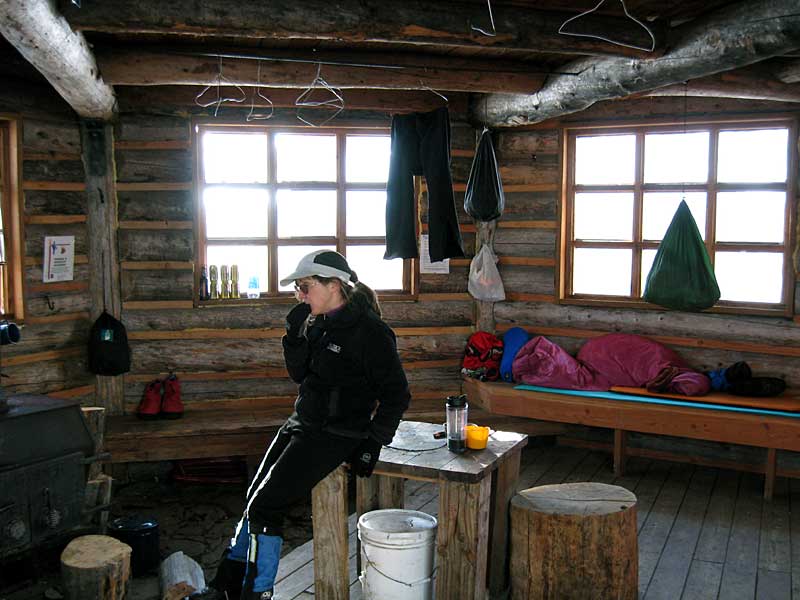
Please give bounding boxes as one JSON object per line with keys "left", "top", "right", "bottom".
{"left": 96, "top": 47, "right": 545, "bottom": 93}
{"left": 59, "top": 0, "right": 664, "bottom": 58}
{"left": 0, "top": 0, "right": 115, "bottom": 119}
{"left": 473, "top": 0, "right": 800, "bottom": 127}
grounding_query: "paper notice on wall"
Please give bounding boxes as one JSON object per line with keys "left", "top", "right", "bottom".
{"left": 419, "top": 234, "right": 450, "bottom": 274}
{"left": 43, "top": 235, "right": 75, "bottom": 282}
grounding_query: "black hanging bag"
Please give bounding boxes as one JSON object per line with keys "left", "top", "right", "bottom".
{"left": 643, "top": 200, "right": 720, "bottom": 311}
{"left": 464, "top": 128, "right": 505, "bottom": 221}
{"left": 88, "top": 310, "right": 131, "bottom": 375}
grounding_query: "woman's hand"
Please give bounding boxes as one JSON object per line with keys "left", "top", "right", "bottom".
{"left": 285, "top": 302, "right": 312, "bottom": 338}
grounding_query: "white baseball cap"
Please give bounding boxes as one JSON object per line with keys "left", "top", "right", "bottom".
{"left": 279, "top": 250, "right": 358, "bottom": 287}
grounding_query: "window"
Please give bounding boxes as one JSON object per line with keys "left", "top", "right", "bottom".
{"left": 195, "top": 124, "right": 408, "bottom": 300}
{"left": 0, "top": 120, "right": 23, "bottom": 319}
{"left": 562, "top": 120, "right": 796, "bottom": 313}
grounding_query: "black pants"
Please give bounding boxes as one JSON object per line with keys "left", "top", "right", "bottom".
{"left": 385, "top": 106, "right": 464, "bottom": 263}
{"left": 244, "top": 424, "right": 361, "bottom": 534}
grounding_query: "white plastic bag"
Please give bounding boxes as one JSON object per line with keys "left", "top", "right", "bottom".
{"left": 468, "top": 246, "right": 505, "bottom": 302}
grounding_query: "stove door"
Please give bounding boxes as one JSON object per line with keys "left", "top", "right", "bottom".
{"left": 27, "top": 451, "right": 85, "bottom": 545}
{"left": 0, "top": 468, "right": 31, "bottom": 556}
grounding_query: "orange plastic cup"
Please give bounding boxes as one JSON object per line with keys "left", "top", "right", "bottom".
{"left": 466, "top": 425, "right": 490, "bottom": 450}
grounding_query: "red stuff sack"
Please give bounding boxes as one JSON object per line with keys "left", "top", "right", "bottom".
{"left": 462, "top": 331, "right": 504, "bottom": 381}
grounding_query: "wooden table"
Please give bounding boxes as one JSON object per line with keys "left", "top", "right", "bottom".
{"left": 311, "top": 420, "right": 528, "bottom": 600}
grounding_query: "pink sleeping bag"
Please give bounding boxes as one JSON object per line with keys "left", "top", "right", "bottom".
{"left": 512, "top": 333, "right": 710, "bottom": 396}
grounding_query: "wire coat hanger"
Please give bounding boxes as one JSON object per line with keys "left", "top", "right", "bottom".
{"left": 471, "top": 0, "right": 497, "bottom": 37}
{"left": 420, "top": 83, "right": 448, "bottom": 105}
{"left": 195, "top": 56, "right": 247, "bottom": 116}
{"left": 558, "top": 0, "right": 656, "bottom": 53}
{"left": 295, "top": 63, "right": 345, "bottom": 126}
{"left": 246, "top": 61, "right": 275, "bottom": 122}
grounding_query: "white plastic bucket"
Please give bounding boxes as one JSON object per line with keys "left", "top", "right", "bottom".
{"left": 357, "top": 509, "right": 438, "bottom": 600}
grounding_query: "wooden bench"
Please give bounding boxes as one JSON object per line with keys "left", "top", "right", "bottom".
{"left": 462, "top": 377, "right": 800, "bottom": 500}
{"left": 104, "top": 396, "right": 548, "bottom": 464}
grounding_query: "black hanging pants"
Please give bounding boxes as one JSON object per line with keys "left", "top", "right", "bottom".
{"left": 384, "top": 106, "right": 464, "bottom": 263}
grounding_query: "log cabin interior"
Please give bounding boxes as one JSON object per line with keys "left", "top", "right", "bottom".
{"left": 1, "top": 1, "right": 800, "bottom": 598}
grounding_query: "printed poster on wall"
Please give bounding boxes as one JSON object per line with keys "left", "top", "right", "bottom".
{"left": 419, "top": 234, "right": 450, "bottom": 274}
{"left": 43, "top": 236, "right": 75, "bottom": 282}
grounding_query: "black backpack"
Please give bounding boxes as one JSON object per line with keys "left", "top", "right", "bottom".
{"left": 88, "top": 311, "right": 131, "bottom": 376}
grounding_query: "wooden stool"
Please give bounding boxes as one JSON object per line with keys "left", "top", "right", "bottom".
{"left": 510, "top": 482, "right": 637, "bottom": 600}
{"left": 61, "top": 535, "right": 132, "bottom": 600}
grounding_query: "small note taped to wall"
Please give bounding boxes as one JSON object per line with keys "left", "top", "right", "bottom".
{"left": 419, "top": 234, "right": 450, "bottom": 274}
{"left": 43, "top": 235, "right": 75, "bottom": 282}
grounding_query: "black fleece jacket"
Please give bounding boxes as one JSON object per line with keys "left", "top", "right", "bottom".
{"left": 281, "top": 298, "right": 410, "bottom": 444}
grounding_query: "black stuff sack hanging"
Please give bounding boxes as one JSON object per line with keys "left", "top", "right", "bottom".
{"left": 88, "top": 310, "right": 131, "bottom": 375}
{"left": 464, "top": 128, "right": 505, "bottom": 221}
{"left": 643, "top": 200, "right": 720, "bottom": 311}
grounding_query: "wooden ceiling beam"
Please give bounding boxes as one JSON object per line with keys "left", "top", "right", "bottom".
{"left": 117, "top": 86, "right": 467, "bottom": 114}
{"left": 96, "top": 48, "right": 546, "bottom": 94}
{"left": 0, "top": 0, "right": 115, "bottom": 119}
{"left": 473, "top": 0, "right": 800, "bottom": 127}
{"left": 59, "top": 0, "right": 664, "bottom": 59}
{"left": 645, "top": 72, "right": 800, "bottom": 104}
{"left": 773, "top": 58, "right": 800, "bottom": 84}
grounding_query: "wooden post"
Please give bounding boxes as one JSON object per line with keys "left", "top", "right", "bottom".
{"left": 311, "top": 465, "right": 349, "bottom": 600}
{"left": 765, "top": 447, "right": 777, "bottom": 501}
{"left": 61, "top": 535, "right": 131, "bottom": 600}
{"left": 81, "top": 119, "right": 124, "bottom": 416}
{"left": 488, "top": 448, "right": 522, "bottom": 598}
{"left": 510, "top": 482, "right": 638, "bottom": 600}
{"left": 81, "top": 406, "right": 106, "bottom": 479}
{"left": 435, "top": 477, "right": 492, "bottom": 600}
{"left": 614, "top": 429, "right": 627, "bottom": 477}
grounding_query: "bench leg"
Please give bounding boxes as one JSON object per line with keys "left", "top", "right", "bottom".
{"left": 311, "top": 465, "right": 349, "bottom": 600}
{"left": 614, "top": 429, "right": 627, "bottom": 477}
{"left": 764, "top": 448, "right": 777, "bottom": 501}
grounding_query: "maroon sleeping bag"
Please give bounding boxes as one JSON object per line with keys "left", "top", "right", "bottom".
{"left": 512, "top": 333, "right": 710, "bottom": 396}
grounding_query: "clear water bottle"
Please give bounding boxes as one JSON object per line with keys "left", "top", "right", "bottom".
{"left": 247, "top": 276, "right": 260, "bottom": 299}
{"left": 445, "top": 394, "right": 468, "bottom": 453}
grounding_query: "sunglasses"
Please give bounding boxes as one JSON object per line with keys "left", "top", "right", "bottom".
{"left": 294, "top": 280, "right": 318, "bottom": 294}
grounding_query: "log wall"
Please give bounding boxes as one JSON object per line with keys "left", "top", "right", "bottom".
{"left": 3, "top": 112, "right": 95, "bottom": 402}
{"left": 114, "top": 108, "right": 472, "bottom": 416}
{"left": 493, "top": 96, "right": 800, "bottom": 387}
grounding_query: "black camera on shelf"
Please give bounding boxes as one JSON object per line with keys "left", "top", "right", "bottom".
{"left": 0, "top": 320, "right": 20, "bottom": 346}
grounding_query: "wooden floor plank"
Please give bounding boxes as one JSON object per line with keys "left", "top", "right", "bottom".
{"left": 638, "top": 463, "right": 695, "bottom": 597}
{"left": 531, "top": 445, "right": 590, "bottom": 487}
{"left": 561, "top": 449, "right": 608, "bottom": 484}
{"left": 273, "top": 448, "right": 800, "bottom": 599}
{"left": 756, "top": 568, "right": 791, "bottom": 600}
{"left": 630, "top": 460, "right": 672, "bottom": 535}
{"left": 789, "top": 478, "right": 800, "bottom": 599}
{"left": 759, "top": 477, "right": 791, "bottom": 573}
{"left": 694, "top": 469, "right": 739, "bottom": 563}
{"left": 718, "top": 472, "right": 764, "bottom": 600}
{"left": 644, "top": 467, "right": 717, "bottom": 600}
{"left": 515, "top": 444, "right": 566, "bottom": 490}
{"left": 681, "top": 560, "right": 723, "bottom": 600}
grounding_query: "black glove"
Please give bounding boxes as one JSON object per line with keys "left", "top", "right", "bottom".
{"left": 285, "top": 302, "right": 312, "bottom": 338}
{"left": 350, "top": 437, "right": 382, "bottom": 478}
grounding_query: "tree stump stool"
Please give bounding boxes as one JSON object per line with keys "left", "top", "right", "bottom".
{"left": 61, "top": 534, "right": 132, "bottom": 600}
{"left": 510, "top": 482, "right": 637, "bottom": 600}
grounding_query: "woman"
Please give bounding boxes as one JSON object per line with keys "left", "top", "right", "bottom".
{"left": 209, "top": 250, "right": 411, "bottom": 600}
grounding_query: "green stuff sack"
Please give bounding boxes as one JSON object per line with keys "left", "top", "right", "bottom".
{"left": 643, "top": 200, "right": 720, "bottom": 311}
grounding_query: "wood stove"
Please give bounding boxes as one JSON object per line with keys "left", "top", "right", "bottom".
{"left": 0, "top": 395, "right": 94, "bottom": 558}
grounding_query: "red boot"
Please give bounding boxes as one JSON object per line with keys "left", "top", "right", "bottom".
{"left": 161, "top": 374, "right": 184, "bottom": 419}
{"left": 137, "top": 380, "right": 162, "bottom": 420}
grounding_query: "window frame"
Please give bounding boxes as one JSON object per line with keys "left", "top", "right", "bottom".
{"left": 192, "top": 120, "right": 414, "bottom": 305}
{"left": 0, "top": 118, "right": 25, "bottom": 320}
{"left": 559, "top": 117, "right": 798, "bottom": 317}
